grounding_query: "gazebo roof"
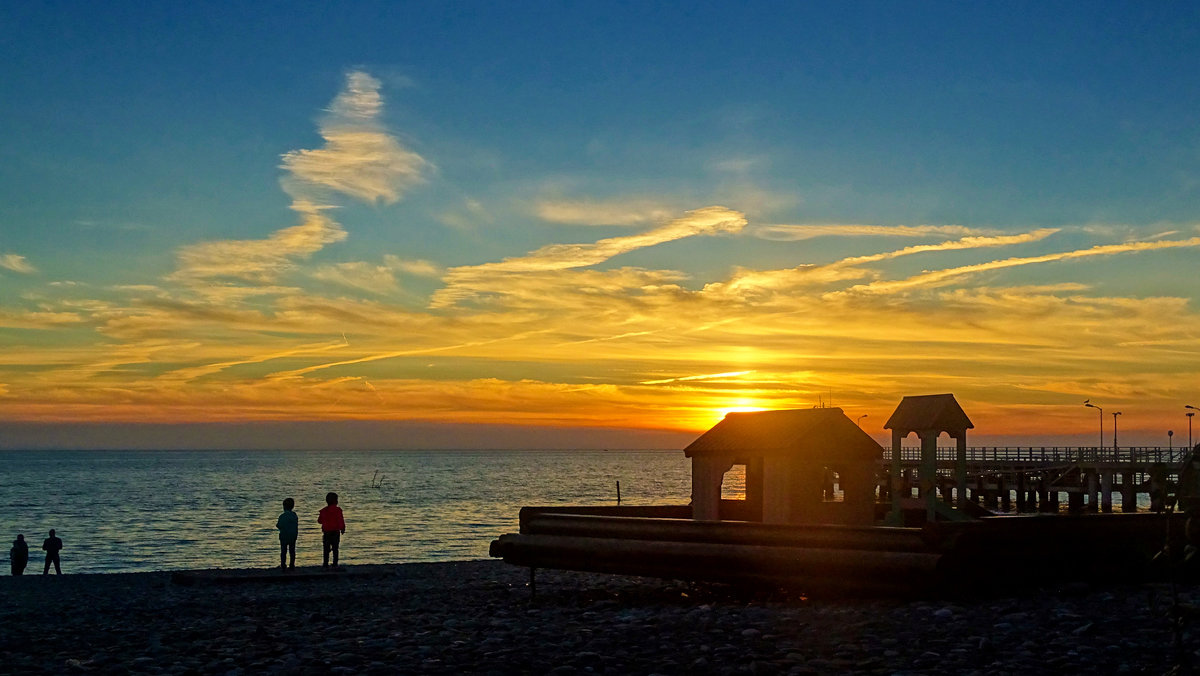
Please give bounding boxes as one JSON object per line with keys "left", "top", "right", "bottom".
{"left": 684, "top": 407, "right": 882, "bottom": 460}
{"left": 884, "top": 393, "right": 974, "bottom": 436}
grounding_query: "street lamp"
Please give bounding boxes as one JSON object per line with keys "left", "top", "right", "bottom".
{"left": 856, "top": 414, "right": 868, "bottom": 428}
{"left": 1187, "top": 405, "right": 1199, "bottom": 449}
{"left": 1084, "top": 400, "right": 1103, "bottom": 451}
{"left": 1112, "top": 412, "right": 1121, "bottom": 454}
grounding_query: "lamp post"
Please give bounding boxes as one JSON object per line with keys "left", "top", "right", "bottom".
{"left": 1084, "top": 400, "right": 1103, "bottom": 453}
{"left": 1112, "top": 411, "right": 1121, "bottom": 455}
{"left": 1187, "top": 405, "right": 1198, "bottom": 449}
{"left": 856, "top": 414, "right": 868, "bottom": 428}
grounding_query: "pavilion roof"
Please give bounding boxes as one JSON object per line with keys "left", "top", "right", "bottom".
{"left": 684, "top": 407, "right": 882, "bottom": 460}
{"left": 884, "top": 393, "right": 974, "bottom": 436}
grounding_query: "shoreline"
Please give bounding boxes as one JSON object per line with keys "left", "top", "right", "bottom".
{"left": 2, "top": 559, "right": 1199, "bottom": 674}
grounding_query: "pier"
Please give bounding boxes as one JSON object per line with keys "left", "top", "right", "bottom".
{"left": 884, "top": 445, "right": 1189, "bottom": 514}
{"left": 492, "top": 395, "right": 1200, "bottom": 594}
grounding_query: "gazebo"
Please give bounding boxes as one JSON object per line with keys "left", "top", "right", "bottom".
{"left": 684, "top": 408, "right": 883, "bottom": 526}
{"left": 884, "top": 393, "right": 973, "bottom": 524}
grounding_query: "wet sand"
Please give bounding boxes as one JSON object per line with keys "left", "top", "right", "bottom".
{"left": 1, "top": 560, "right": 1197, "bottom": 674}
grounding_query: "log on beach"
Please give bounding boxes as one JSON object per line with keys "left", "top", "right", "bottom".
{"left": 0, "top": 560, "right": 1197, "bottom": 674}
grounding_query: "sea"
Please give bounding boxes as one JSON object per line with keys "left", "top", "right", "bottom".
{"left": 1, "top": 449, "right": 729, "bottom": 575}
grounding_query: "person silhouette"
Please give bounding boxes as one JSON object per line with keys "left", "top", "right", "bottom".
{"left": 317, "top": 492, "right": 346, "bottom": 571}
{"left": 10, "top": 534, "right": 28, "bottom": 575}
{"left": 277, "top": 497, "right": 298, "bottom": 571}
{"left": 42, "top": 529, "right": 62, "bottom": 575}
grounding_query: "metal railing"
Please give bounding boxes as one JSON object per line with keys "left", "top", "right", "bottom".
{"left": 884, "top": 446, "right": 1190, "bottom": 466}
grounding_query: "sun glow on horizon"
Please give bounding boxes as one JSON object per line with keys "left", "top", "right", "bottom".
{"left": 712, "top": 400, "right": 769, "bottom": 426}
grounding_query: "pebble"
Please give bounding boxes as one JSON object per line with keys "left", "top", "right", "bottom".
{"left": 0, "top": 561, "right": 1196, "bottom": 674}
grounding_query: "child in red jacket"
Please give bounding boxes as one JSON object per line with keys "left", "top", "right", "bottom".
{"left": 317, "top": 492, "right": 346, "bottom": 570}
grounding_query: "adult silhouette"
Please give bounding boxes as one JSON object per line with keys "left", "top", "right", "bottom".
{"left": 42, "top": 529, "right": 62, "bottom": 575}
{"left": 10, "top": 534, "right": 28, "bottom": 575}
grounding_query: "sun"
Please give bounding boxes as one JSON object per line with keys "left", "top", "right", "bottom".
{"left": 714, "top": 400, "right": 767, "bottom": 422}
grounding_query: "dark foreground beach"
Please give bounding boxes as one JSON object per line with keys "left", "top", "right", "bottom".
{"left": 1, "top": 560, "right": 1198, "bottom": 675}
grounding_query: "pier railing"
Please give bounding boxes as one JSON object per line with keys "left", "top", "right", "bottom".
{"left": 886, "top": 446, "right": 1190, "bottom": 466}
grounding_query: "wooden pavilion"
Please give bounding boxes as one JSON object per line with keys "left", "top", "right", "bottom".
{"left": 684, "top": 407, "right": 883, "bottom": 526}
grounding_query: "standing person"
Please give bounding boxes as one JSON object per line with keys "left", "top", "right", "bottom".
{"left": 42, "top": 529, "right": 62, "bottom": 575}
{"left": 317, "top": 492, "right": 346, "bottom": 571}
{"left": 276, "top": 497, "right": 298, "bottom": 571}
{"left": 10, "top": 534, "right": 28, "bottom": 575}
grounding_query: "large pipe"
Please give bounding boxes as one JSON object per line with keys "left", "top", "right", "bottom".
{"left": 490, "top": 533, "right": 941, "bottom": 592}
{"left": 519, "top": 511, "right": 927, "bottom": 552}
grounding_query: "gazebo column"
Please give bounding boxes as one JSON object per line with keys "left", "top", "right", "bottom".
{"left": 761, "top": 456, "right": 795, "bottom": 524}
{"left": 886, "top": 429, "right": 906, "bottom": 525}
{"left": 919, "top": 430, "right": 939, "bottom": 523}
{"left": 691, "top": 456, "right": 730, "bottom": 521}
{"left": 955, "top": 433, "right": 968, "bottom": 511}
{"left": 841, "top": 469, "right": 874, "bottom": 525}
{"left": 745, "top": 457, "right": 765, "bottom": 521}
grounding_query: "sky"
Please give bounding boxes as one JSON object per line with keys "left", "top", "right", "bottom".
{"left": 1, "top": 2, "right": 1199, "bottom": 449}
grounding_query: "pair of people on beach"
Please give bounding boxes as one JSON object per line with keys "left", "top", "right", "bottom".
{"left": 9, "top": 530, "right": 62, "bottom": 576}
{"left": 276, "top": 492, "right": 346, "bottom": 571}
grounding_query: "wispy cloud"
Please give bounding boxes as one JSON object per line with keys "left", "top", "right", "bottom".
{"left": 0, "top": 254, "right": 36, "bottom": 274}
{"left": 536, "top": 198, "right": 677, "bottom": 226}
{"left": 171, "top": 201, "right": 346, "bottom": 283}
{"left": 433, "top": 206, "right": 746, "bottom": 307}
{"left": 387, "top": 256, "right": 441, "bottom": 277}
{"left": 172, "top": 71, "right": 425, "bottom": 285}
{"left": 280, "top": 71, "right": 428, "bottom": 204}
{"left": 754, "top": 223, "right": 983, "bottom": 241}
{"left": 312, "top": 261, "right": 399, "bottom": 295}
{"left": 703, "top": 229, "right": 1059, "bottom": 301}
{"left": 838, "top": 235, "right": 1200, "bottom": 296}
{"left": 641, "top": 370, "right": 753, "bottom": 385}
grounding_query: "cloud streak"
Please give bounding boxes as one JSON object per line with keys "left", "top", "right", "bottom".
{"left": 838, "top": 235, "right": 1200, "bottom": 296}
{"left": 433, "top": 206, "right": 746, "bottom": 307}
{"left": 536, "top": 199, "right": 677, "bottom": 226}
{"left": 0, "top": 254, "right": 36, "bottom": 274}
{"left": 702, "top": 229, "right": 1060, "bottom": 301}
{"left": 754, "top": 223, "right": 982, "bottom": 241}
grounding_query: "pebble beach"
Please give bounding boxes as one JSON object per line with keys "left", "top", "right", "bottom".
{"left": 1, "top": 560, "right": 1198, "bottom": 675}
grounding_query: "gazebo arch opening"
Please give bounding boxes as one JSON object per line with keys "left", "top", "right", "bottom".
{"left": 721, "top": 463, "right": 748, "bottom": 500}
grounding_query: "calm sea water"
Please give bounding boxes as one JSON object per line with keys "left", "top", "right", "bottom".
{"left": 1, "top": 449, "right": 709, "bottom": 574}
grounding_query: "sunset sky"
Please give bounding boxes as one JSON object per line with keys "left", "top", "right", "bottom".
{"left": 2, "top": 3, "right": 1198, "bottom": 449}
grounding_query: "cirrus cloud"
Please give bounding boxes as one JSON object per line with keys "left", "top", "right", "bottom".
{"left": 0, "top": 254, "right": 36, "bottom": 274}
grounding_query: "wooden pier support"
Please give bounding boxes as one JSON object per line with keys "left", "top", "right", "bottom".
{"left": 1101, "top": 471, "right": 1113, "bottom": 513}
{"left": 1068, "top": 489, "right": 1084, "bottom": 513}
{"left": 1038, "top": 479, "right": 1053, "bottom": 513}
{"left": 1087, "top": 471, "right": 1099, "bottom": 512}
{"left": 1120, "top": 471, "right": 1137, "bottom": 513}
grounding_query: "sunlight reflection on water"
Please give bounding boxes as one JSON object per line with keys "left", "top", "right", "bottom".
{"left": 1, "top": 449, "right": 693, "bottom": 574}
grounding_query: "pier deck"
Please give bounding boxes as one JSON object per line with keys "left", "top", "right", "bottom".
{"left": 884, "top": 445, "right": 1190, "bottom": 513}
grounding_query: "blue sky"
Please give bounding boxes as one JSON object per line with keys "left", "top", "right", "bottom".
{"left": 1, "top": 2, "right": 1198, "bottom": 448}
